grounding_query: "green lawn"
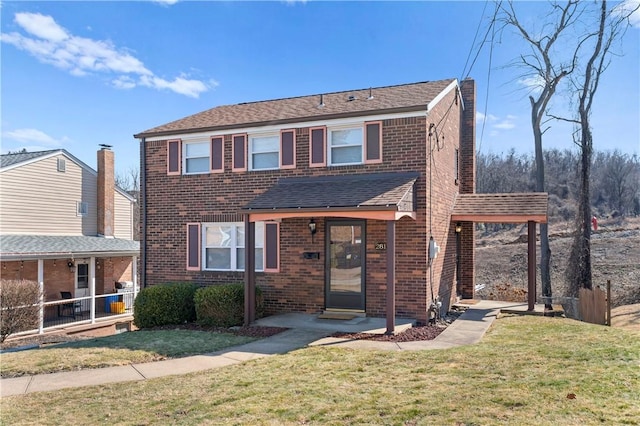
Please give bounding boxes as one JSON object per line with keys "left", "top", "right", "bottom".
{"left": 0, "top": 330, "right": 257, "bottom": 377}
{"left": 1, "top": 315, "right": 638, "bottom": 425}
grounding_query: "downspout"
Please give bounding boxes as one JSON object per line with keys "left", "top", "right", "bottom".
{"left": 140, "top": 137, "right": 147, "bottom": 288}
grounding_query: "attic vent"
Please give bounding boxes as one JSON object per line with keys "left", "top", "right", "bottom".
{"left": 57, "top": 158, "right": 66, "bottom": 172}
{"left": 348, "top": 95, "right": 357, "bottom": 102}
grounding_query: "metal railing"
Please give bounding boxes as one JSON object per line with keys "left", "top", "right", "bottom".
{"left": 9, "top": 292, "right": 137, "bottom": 336}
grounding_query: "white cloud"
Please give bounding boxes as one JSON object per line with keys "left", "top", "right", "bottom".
{"left": 1, "top": 12, "right": 211, "bottom": 98}
{"left": 3, "top": 128, "right": 66, "bottom": 147}
{"left": 616, "top": 0, "right": 640, "bottom": 28}
{"left": 476, "top": 111, "right": 497, "bottom": 124}
{"left": 477, "top": 113, "right": 517, "bottom": 132}
{"left": 153, "top": 0, "right": 180, "bottom": 5}
{"left": 518, "top": 75, "right": 545, "bottom": 95}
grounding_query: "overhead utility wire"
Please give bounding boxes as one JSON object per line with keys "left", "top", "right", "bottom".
{"left": 460, "top": 0, "right": 490, "bottom": 80}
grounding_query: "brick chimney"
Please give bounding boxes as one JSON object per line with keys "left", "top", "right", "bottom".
{"left": 97, "top": 147, "right": 115, "bottom": 238}
{"left": 459, "top": 78, "right": 476, "bottom": 299}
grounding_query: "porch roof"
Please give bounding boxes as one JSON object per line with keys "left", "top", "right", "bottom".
{"left": 0, "top": 235, "right": 140, "bottom": 261}
{"left": 451, "top": 193, "right": 548, "bottom": 223}
{"left": 241, "top": 172, "right": 419, "bottom": 221}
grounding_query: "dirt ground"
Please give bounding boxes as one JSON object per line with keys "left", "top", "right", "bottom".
{"left": 474, "top": 217, "right": 640, "bottom": 328}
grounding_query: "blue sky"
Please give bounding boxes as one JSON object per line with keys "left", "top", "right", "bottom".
{"left": 2, "top": 1, "right": 639, "bottom": 178}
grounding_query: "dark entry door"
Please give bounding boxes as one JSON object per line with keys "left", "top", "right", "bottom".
{"left": 326, "top": 220, "right": 365, "bottom": 310}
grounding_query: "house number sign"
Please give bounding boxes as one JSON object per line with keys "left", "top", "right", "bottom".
{"left": 375, "top": 242, "right": 387, "bottom": 250}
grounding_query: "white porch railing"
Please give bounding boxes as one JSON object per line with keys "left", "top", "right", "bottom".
{"left": 8, "top": 291, "right": 137, "bottom": 338}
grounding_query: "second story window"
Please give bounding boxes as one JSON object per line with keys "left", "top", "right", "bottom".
{"left": 250, "top": 135, "right": 280, "bottom": 170}
{"left": 329, "top": 127, "right": 363, "bottom": 165}
{"left": 183, "top": 141, "right": 209, "bottom": 174}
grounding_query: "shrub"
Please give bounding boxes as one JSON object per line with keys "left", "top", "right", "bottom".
{"left": 195, "top": 284, "right": 263, "bottom": 328}
{"left": 0, "top": 279, "right": 42, "bottom": 342}
{"left": 133, "top": 282, "right": 198, "bottom": 328}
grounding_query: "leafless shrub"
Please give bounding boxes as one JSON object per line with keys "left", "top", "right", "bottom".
{"left": 0, "top": 279, "right": 42, "bottom": 342}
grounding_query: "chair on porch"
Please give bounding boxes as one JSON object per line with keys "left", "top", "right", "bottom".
{"left": 58, "top": 291, "right": 81, "bottom": 319}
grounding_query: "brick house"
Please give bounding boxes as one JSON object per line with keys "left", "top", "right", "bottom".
{"left": 0, "top": 148, "right": 139, "bottom": 330}
{"left": 135, "top": 78, "right": 494, "bottom": 330}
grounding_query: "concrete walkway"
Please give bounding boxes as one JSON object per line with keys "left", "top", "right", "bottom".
{"left": 0, "top": 300, "right": 540, "bottom": 397}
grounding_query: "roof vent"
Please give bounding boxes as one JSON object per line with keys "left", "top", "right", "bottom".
{"left": 318, "top": 94, "right": 325, "bottom": 108}
{"left": 348, "top": 95, "right": 357, "bottom": 102}
{"left": 368, "top": 87, "right": 374, "bottom": 100}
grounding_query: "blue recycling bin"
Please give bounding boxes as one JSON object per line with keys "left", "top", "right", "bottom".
{"left": 105, "top": 295, "right": 119, "bottom": 313}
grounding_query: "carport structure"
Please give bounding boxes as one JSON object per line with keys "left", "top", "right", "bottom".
{"left": 451, "top": 193, "right": 549, "bottom": 311}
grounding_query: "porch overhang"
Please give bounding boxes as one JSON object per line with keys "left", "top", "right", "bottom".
{"left": 451, "top": 192, "right": 548, "bottom": 311}
{"left": 240, "top": 172, "right": 419, "bottom": 222}
{"left": 451, "top": 193, "right": 548, "bottom": 224}
{"left": 0, "top": 235, "right": 140, "bottom": 261}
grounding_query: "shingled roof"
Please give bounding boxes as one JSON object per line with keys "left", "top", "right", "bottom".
{"left": 242, "top": 172, "right": 419, "bottom": 214}
{"left": 0, "top": 150, "right": 60, "bottom": 169}
{"left": 135, "top": 79, "right": 457, "bottom": 138}
{"left": 451, "top": 193, "right": 548, "bottom": 223}
{"left": 0, "top": 235, "right": 140, "bottom": 261}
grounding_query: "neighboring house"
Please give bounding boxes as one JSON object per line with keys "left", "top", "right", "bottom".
{"left": 135, "top": 78, "right": 546, "bottom": 329}
{"left": 0, "top": 148, "right": 139, "bottom": 327}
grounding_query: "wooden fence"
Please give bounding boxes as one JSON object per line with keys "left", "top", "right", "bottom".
{"left": 579, "top": 281, "right": 611, "bottom": 325}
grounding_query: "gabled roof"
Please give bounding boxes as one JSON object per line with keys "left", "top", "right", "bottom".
{"left": 0, "top": 149, "right": 136, "bottom": 202}
{"left": 0, "top": 149, "right": 60, "bottom": 169}
{"left": 135, "top": 79, "right": 458, "bottom": 139}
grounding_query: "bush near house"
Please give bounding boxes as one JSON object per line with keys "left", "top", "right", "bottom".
{"left": 195, "top": 283, "right": 263, "bottom": 327}
{"left": 0, "top": 279, "right": 42, "bottom": 342}
{"left": 133, "top": 282, "right": 198, "bottom": 328}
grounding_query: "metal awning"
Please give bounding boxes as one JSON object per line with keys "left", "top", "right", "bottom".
{"left": 0, "top": 235, "right": 140, "bottom": 261}
{"left": 451, "top": 193, "right": 548, "bottom": 223}
{"left": 241, "top": 172, "right": 419, "bottom": 221}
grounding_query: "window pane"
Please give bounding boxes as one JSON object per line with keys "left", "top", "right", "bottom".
{"left": 255, "top": 248, "right": 264, "bottom": 271}
{"left": 331, "top": 128, "right": 362, "bottom": 146}
{"left": 252, "top": 136, "right": 279, "bottom": 153}
{"left": 186, "top": 157, "right": 209, "bottom": 173}
{"left": 237, "top": 248, "right": 245, "bottom": 270}
{"left": 236, "top": 248, "right": 263, "bottom": 271}
{"left": 332, "top": 146, "right": 362, "bottom": 164}
{"left": 255, "top": 222, "right": 264, "bottom": 247}
{"left": 186, "top": 142, "right": 209, "bottom": 157}
{"left": 206, "top": 225, "right": 232, "bottom": 247}
{"left": 236, "top": 226, "right": 245, "bottom": 247}
{"left": 206, "top": 248, "right": 231, "bottom": 269}
{"left": 252, "top": 152, "right": 279, "bottom": 169}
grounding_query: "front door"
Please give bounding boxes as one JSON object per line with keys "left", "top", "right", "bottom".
{"left": 326, "top": 220, "right": 365, "bottom": 310}
{"left": 75, "top": 260, "right": 89, "bottom": 298}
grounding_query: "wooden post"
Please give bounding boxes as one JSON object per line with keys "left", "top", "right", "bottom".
{"left": 527, "top": 220, "right": 536, "bottom": 311}
{"left": 386, "top": 220, "right": 396, "bottom": 335}
{"left": 244, "top": 216, "right": 256, "bottom": 325}
{"left": 606, "top": 279, "right": 611, "bottom": 326}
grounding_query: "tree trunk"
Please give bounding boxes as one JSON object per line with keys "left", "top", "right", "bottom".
{"left": 532, "top": 104, "right": 553, "bottom": 309}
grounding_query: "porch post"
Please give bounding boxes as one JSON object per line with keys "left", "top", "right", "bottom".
{"left": 37, "top": 259, "right": 44, "bottom": 334}
{"left": 90, "top": 256, "right": 96, "bottom": 323}
{"left": 244, "top": 215, "right": 256, "bottom": 325}
{"left": 527, "top": 221, "right": 536, "bottom": 311}
{"left": 132, "top": 255, "right": 138, "bottom": 301}
{"left": 386, "top": 220, "right": 396, "bottom": 334}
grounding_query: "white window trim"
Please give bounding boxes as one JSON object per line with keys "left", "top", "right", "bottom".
{"left": 182, "top": 140, "right": 210, "bottom": 175}
{"left": 201, "top": 222, "right": 264, "bottom": 272}
{"left": 77, "top": 201, "right": 88, "bottom": 217}
{"left": 328, "top": 124, "right": 364, "bottom": 166}
{"left": 249, "top": 133, "right": 280, "bottom": 171}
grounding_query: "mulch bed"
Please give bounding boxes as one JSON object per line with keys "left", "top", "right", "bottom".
{"left": 331, "top": 310, "right": 463, "bottom": 342}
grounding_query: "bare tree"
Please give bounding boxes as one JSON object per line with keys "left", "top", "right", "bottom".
{"left": 500, "top": 0, "right": 582, "bottom": 309}
{"left": 116, "top": 166, "right": 140, "bottom": 240}
{"left": 547, "top": 0, "right": 639, "bottom": 295}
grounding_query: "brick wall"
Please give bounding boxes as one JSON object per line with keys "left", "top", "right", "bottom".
{"left": 459, "top": 78, "right": 476, "bottom": 299}
{"left": 142, "top": 84, "right": 470, "bottom": 323}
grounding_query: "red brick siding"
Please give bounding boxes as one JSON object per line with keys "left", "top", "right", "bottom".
{"left": 143, "top": 86, "right": 470, "bottom": 323}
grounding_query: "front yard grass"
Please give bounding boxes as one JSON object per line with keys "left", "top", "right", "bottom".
{"left": 1, "top": 315, "right": 639, "bottom": 425}
{"left": 0, "top": 330, "right": 257, "bottom": 377}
